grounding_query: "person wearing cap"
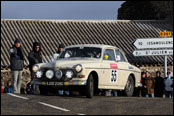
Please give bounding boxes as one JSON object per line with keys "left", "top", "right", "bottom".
{"left": 154, "top": 71, "right": 164, "bottom": 97}
{"left": 27, "top": 42, "right": 42, "bottom": 94}
{"left": 9, "top": 39, "right": 24, "bottom": 94}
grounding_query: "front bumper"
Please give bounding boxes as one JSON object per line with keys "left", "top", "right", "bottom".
{"left": 31, "top": 80, "right": 87, "bottom": 86}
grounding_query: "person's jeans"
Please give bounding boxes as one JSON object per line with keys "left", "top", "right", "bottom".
{"left": 112, "top": 90, "right": 118, "bottom": 96}
{"left": 58, "top": 90, "right": 70, "bottom": 96}
{"left": 12, "top": 71, "right": 23, "bottom": 94}
{"left": 165, "top": 91, "right": 173, "bottom": 98}
{"left": 146, "top": 94, "right": 154, "bottom": 98}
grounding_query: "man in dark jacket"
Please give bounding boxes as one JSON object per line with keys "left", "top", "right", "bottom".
{"left": 28, "top": 42, "right": 42, "bottom": 74}
{"left": 52, "top": 44, "right": 65, "bottom": 61}
{"left": 57, "top": 44, "right": 65, "bottom": 54}
{"left": 56, "top": 44, "right": 69, "bottom": 96}
{"left": 141, "top": 72, "right": 148, "bottom": 97}
{"left": 154, "top": 71, "right": 164, "bottom": 97}
{"left": 9, "top": 39, "right": 24, "bottom": 94}
{"left": 27, "top": 42, "right": 42, "bottom": 94}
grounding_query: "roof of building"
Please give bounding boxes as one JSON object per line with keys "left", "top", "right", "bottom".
{"left": 1, "top": 19, "right": 173, "bottom": 67}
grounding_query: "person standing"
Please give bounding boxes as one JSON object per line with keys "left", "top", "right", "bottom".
{"left": 164, "top": 71, "right": 173, "bottom": 98}
{"left": 141, "top": 72, "right": 147, "bottom": 97}
{"left": 28, "top": 42, "right": 42, "bottom": 94}
{"left": 28, "top": 42, "right": 42, "bottom": 74}
{"left": 57, "top": 43, "right": 65, "bottom": 55}
{"left": 52, "top": 43, "right": 65, "bottom": 61}
{"left": 56, "top": 44, "right": 69, "bottom": 96}
{"left": 145, "top": 71, "right": 155, "bottom": 98}
{"left": 154, "top": 71, "right": 164, "bottom": 97}
{"left": 9, "top": 39, "right": 24, "bottom": 94}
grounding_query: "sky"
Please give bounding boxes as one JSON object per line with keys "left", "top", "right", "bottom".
{"left": 1, "top": 1, "right": 124, "bottom": 20}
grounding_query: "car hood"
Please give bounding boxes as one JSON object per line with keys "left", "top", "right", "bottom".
{"left": 38, "top": 58, "right": 100, "bottom": 69}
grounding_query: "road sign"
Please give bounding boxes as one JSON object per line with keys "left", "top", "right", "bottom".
{"left": 133, "top": 49, "right": 173, "bottom": 56}
{"left": 134, "top": 38, "right": 173, "bottom": 49}
{"left": 160, "top": 32, "right": 172, "bottom": 37}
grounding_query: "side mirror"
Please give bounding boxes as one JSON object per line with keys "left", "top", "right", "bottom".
{"left": 116, "top": 55, "right": 121, "bottom": 61}
{"left": 104, "top": 55, "right": 109, "bottom": 60}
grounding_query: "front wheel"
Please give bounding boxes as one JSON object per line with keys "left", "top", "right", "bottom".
{"left": 86, "top": 74, "right": 94, "bottom": 98}
{"left": 124, "top": 75, "right": 135, "bottom": 97}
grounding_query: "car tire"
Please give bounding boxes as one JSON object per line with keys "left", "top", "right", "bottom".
{"left": 124, "top": 75, "right": 135, "bottom": 97}
{"left": 86, "top": 74, "right": 94, "bottom": 98}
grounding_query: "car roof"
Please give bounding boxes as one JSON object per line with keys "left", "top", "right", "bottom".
{"left": 64, "top": 44, "right": 119, "bottom": 49}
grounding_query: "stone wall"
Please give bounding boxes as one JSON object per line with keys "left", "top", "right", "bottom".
{"left": 140, "top": 65, "right": 173, "bottom": 77}
{"left": 1, "top": 68, "right": 31, "bottom": 92}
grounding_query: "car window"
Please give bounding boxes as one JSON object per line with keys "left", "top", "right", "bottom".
{"left": 59, "top": 47, "right": 102, "bottom": 59}
{"left": 103, "top": 49, "right": 115, "bottom": 61}
{"left": 115, "top": 49, "right": 126, "bottom": 62}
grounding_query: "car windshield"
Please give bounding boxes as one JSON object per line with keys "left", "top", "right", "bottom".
{"left": 59, "top": 47, "right": 102, "bottom": 59}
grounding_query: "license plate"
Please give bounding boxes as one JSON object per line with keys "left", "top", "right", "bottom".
{"left": 45, "top": 82, "right": 63, "bottom": 86}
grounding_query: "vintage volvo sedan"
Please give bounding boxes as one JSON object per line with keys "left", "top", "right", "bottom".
{"left": 31, "top": 44, "right": 142, "bottom": 98}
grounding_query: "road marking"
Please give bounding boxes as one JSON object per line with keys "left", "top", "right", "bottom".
{"left": 77, "top": 113, "right": 86, "bottom": 115}
{"left": 7, "top": 93, "right": 29, "bottom": 100}
{"left": 7, "top": 93, "right": 85, "bottom": 115}
{"left": 38, "top": 102, "right": 70, "bottom": 112}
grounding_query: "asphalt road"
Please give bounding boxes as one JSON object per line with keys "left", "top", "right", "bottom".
{"left": 1, "top": 93, "right": 173, "bottom": 115}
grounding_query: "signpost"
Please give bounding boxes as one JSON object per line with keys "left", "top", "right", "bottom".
{"left": 133, "top": 38, "right": 173, "bottom": 49}
{"left": 133, "top": 37, "right": 173, "bottom": 78}
{"left": 133, "top": 49, "right": 173, "bottom": 56}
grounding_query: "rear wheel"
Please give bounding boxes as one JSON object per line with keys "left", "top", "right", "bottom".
{"left": 124, "top": 75, "right": 135, "bottom": 97}
{"left": 86, "top": 74, "right": 94, "bottom": 98}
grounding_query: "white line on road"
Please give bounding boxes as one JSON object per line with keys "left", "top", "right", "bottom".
{"left": 7, "top": 93, "right": 29, "bottom": 100}
{"left": 38, "top": 102, "right": 70, "bottom": 112}
{"left": 77, "top": 113, "right": 86, "bottom": 115}
{"left": 7, "top": 93, "right": 85, "bottom": 115}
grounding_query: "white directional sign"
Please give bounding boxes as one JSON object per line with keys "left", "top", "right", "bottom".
{"left": 134, "top": 38, "right": 173, "bottom": 49}
{"left": 133, "top": 49, "right": 173, "bottom": 56}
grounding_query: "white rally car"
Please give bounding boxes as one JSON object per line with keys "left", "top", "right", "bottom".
{"left": 32, "top": 44, "right": 142, "bottom": 98}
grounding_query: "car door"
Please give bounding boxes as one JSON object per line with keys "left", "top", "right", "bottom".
{"left": 100, "top": 48, "right": 120, "bottom": 89}
{"left": 115, "top": 48, "right": 130, "bottom": 89}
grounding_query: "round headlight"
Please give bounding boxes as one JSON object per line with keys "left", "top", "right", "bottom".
{"left": 36, "top": 70, "right": 43, "bottom": 78}
{"left": 55, "top": 70, "right": 62, "bottom": 79}
{"left": 45, "top": 70, "right": 54, "bottom": 79}
{"left": 74, "top": 64, "right": 83, "bottom": 73}
{"left": 65, "top": 70, "right": 74, "bottom": 79}
{"left": 32, "top": 65, "right": 39, "bottom": 72}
